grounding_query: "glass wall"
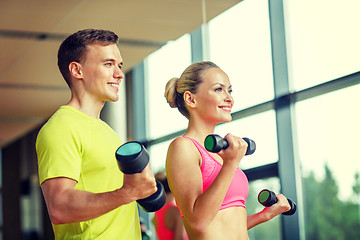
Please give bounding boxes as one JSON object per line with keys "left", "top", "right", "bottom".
{"left": 284, "top": 0, "right": 360, "bottom": 238}
{"left": 247, "top": 177, "right": 281, "bottom": 240}
{"left": 141, "top": 0, "right": 360, "bottom": 239}
{"left": 215, "top": 111, "right": 278, "bottom": 170}
{"left": 145, "top": 34, "right": 191, "bottom": 174}
{"left": 208, "top": 0, "right": 274, "bottom": 111}
{"left": 295, "top": 86, "right": 360, "bottom": 239}
{"left": 146, "top": 34, "right": 191, "bottom": 141}
{"left": 284, "top": 0, "right": 360, "bottom": 91}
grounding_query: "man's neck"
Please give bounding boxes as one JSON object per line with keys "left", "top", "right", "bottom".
{"left": 66, "top": 98, "right": 104, "bottom": 119}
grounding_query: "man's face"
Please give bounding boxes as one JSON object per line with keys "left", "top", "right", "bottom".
{"left": 79, "top": 43, "right": 124, "bottom": 103}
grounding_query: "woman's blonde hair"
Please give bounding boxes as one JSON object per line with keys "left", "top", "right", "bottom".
{"left": 164, "top": 61, "right": 219, "bottom": 119}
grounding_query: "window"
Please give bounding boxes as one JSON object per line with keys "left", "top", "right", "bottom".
{"left": 140, "top": 0, "right": 360, "bottom": 239}
{"left": 149, "top": 140, "right": 172, "bottom": 174}
{"left": 295, "top": 85, "right": 360, "bottom": 239}
{"left": 215, "top": 111, "right": 278, "bottom": 170}
{"left": 247, "top": 177, "right": 282, "bottom": 239}
{"left": 208, "top": 0, "right": 274, "bottom": 111}
{"left": 146, "top": 34, "right": 191, "bottom": 139}
{"left": 284, "top": 0, "right": 360, "bottom": 90}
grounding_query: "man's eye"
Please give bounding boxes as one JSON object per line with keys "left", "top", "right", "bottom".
{"left": 105, "top": 63, "right": 112, "bottom": 66}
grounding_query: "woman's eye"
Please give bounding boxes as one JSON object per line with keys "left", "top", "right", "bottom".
{"left": 215, "top": 88, "right": 223, "bottom": 92}
{"left": 228, "top": 89, "right": 233, "bottom": 94}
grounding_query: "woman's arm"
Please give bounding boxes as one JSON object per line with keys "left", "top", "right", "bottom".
{"left": 247, "top": 193, "right": 292, "bottom": 229}
{"left": 166, "top": 135, "right": 247, "bottom": 233}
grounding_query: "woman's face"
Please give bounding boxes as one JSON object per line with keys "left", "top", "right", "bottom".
{"left": 193, "top": 67, "right": 234, "bottom": 124}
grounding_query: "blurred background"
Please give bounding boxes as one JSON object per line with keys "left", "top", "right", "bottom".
{"left": 0, "top": 0, "right": 359, "bottom": 239}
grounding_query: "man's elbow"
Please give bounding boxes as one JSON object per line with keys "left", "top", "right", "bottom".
{"left": 47, "top": 205, "right": 71, "bottom": 225}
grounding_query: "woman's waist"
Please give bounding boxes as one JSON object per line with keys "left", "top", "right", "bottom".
{"left": 185, "top": 207, "right": 248, "bottom": 240}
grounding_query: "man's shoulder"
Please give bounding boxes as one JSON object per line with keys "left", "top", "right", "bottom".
{"left": 43, "top": 106, "right": 90, "bottom": 129}
{"left": 38, "top": 107, "right": 84, "bottom": 139}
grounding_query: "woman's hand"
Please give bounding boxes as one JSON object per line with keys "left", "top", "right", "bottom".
{"left": 217, "top": 133, "right": 248, "bottom": 167}
{"left": 261, "top": 194, "right": 292, "bottom": 220}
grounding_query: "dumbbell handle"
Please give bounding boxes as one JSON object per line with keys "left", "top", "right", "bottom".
{"left": 204, "top": 134, "right": 256, "bottom": 155}
{"left": 258, "top": 189, "right": 296, "bottom": 215}
{"left": 115, "top": 141, "right": 165, "bottom": 212}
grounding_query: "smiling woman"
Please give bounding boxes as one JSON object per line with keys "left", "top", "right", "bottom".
{"left": 163, "top": 61, "right": 291, "bottom": 240}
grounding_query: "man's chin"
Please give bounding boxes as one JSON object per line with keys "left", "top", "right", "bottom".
{"left": 108, "top": 95, "right": 119, "bottom": 102}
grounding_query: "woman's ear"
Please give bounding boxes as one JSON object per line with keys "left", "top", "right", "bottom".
{"left": 183, "top": 91, "right": 197, "bottom": 108}
{"left": 69, "top": 62, "right": 83, "bottom": 80}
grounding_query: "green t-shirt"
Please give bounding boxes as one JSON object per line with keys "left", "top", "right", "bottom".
{"left": 36, "top": 106, "right": 140, "bottom": 240}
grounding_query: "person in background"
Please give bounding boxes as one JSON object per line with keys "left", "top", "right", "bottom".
{"left": 164, "top": 61, "right": 291, "bottom": 240}
{"left": 140, "top": 217, "right": 151, "bottom": 240}
{"left": 36, "top": 29, "right": 157, "bottom": 239}
{"left": 153, "top": 170, "right": 187, "bottom": 240}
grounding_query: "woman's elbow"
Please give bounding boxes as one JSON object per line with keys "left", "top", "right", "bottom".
{"left": 184, "top": 217, "right": 209, "bottom": 235}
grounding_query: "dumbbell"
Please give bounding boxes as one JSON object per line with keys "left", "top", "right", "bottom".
{"left": 204, "top": 134, "right": 256, "bottom": 155}
{"left": 258, "top": 189, "right": 296, "bottom": 215}
{"left": 115, "top": 141, "right": 166, "bottom": 212}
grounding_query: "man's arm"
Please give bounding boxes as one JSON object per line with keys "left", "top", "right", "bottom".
{"left": 41, "top": 164, "right": 157, "bottom": 224}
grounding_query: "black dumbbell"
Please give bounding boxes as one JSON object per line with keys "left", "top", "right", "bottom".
{"left": 115, "top": 141, "right": 165, "bottom": 212}
{"left": 258, "top": 189, "right": 296, "bottom": 215}
{"left": 204, "top": 134, "right": 256, "bottom": 155}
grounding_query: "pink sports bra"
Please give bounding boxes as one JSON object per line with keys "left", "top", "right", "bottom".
{"left": 184, "top": 136, "right": 249, "bottom": 210}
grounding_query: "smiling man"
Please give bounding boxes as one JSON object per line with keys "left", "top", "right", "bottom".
{"left": 36, "top": 29, "right": 157, "bottom": 239}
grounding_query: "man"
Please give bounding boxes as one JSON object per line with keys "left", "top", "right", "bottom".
{"left": 36, "top": 29, "right": 157, "bottom": 239}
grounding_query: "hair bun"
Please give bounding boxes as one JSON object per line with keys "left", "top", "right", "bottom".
{"left": 164, "top": 77, "right": 179, "bottom": 108}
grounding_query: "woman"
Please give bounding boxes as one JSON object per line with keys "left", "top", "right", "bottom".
{"left": 164, "top": 61, "right": 291, "bottom": 240}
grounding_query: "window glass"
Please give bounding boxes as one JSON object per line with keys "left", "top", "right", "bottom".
{"left": 215, "top": 111, "right": 278, "bottom": 170}
{"left": 208, "top": 0, "right": 274, "bottom": 111}
{"left": 146, "top": 34, "right": 191, "bottom": 139}
{"left": 295, "top": 85, "right": 360, "bottom": 239}
{"left": 246, "top": 177, "right": 282, "bottom": 239}
{"left": 149, "top": 140, "right": 173, "bottom": 175}
{"left": 284, "top": 0, "right": 360, "bottom": 90}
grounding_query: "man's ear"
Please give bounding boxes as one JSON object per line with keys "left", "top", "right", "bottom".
{"left": 69, "top": 62, "right": 83, "bottom": 80}
{"left": 183, "top": 91, "right": 197, "bottom": 108}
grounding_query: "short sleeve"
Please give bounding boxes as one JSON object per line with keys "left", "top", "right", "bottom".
{"left": 36, "top": 120, "right": 83, "bottom": 185}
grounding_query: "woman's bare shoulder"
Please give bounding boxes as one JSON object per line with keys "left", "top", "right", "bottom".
{"left": 167, "top": 136, "right": 200, "bottom": 165}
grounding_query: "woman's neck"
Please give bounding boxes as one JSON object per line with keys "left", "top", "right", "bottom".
{"left": 184, "top": 118, "right": 216, "bottom": 144}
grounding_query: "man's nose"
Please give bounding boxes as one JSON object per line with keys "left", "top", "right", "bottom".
{"left": 114, "top": 67, "right": 124, "bottom": 79}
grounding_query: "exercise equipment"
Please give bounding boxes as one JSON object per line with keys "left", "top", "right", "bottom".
{"left": 115, "top": 141, "right": 166, "bottom": 212}
{"left": 258, "top": 189, "right": 296, "bottom": 215}
{"left": 204, "top": 134, "right": 256, "bottom": 155}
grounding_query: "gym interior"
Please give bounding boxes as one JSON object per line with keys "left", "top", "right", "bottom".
{"left": 0, "top": 0, "right": 359, "bottom": 239}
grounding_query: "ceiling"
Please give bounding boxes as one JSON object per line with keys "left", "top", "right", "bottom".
{"left": 0, "top": 0, "right": 241, "bottom": 148}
